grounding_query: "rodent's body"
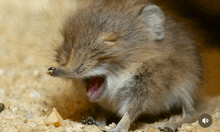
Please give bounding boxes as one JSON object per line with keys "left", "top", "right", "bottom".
{"left": 47, "top": 0, "right": 203, "bottom": 131}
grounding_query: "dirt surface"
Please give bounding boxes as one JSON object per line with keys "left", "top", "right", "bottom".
{"left": 0, "top": 0, "right": 220, "bottom": 132}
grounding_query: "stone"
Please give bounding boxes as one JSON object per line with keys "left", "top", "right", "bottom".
{"left": 45, "top": 108, "right": 63, "bottom": 127}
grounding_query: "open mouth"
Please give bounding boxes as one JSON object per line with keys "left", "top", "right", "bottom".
{"left": 84, "top": 76, "right": 105, "bottom": 101}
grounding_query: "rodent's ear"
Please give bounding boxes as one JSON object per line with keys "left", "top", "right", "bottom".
{"left": 140, "top": 5, "right": 165, "bottom": 40}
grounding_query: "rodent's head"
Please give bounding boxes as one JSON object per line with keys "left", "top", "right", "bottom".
{"left": 54, "top": 3, "right": 165, "bottom": 78}
{"left": 48, "top": 3, "right": 165, "bottom": 101}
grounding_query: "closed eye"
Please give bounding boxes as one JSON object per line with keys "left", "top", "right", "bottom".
{"left": 99, "top": 32, "right": 118, "bottom": 45}
{"left": 104, "top": 36, "right": 117, "bottom": 42}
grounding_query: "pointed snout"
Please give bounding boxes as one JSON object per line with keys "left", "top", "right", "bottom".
{"left": 47, "top": 66, "right": 78, "bottom": 79}
{"left": 47, "top": 67, "right": 62, "bottom": 77}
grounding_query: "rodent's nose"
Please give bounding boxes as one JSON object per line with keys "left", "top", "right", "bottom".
{"left": 48, "top": 67, "right": 56, "bottom": 71}
{"left": 47, "top": 67, "right": 56, "bottom": 76}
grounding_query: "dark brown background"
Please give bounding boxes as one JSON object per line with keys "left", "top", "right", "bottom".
{"left": 145, "top": 0, "right": 220, "bottom": 96}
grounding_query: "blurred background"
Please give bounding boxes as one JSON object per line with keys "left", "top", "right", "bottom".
{"left": 155, "top": 0, "right": 220, "bottom": 96}
{"left": 0, "top": 0, "right": 220, "bottom": 120}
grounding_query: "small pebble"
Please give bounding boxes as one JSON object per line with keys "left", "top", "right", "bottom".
{"left": 41, "top": 110, "right": 46, "bottom": 116}
{"left": 45, "top": 108, "right": 64, "bottom": 127}
{"left": 29, "top": 90, "right": 41, "bottom": 99}
{"left": 0, "top": 103, "right": 5, "bottom": 113}
{"left": 104, "top": 126, "right": 111, "bottom": 130}
{"left": 0, "top": 69, "right": 5, "bottom": 76}
{"left": 83, "top": 126, "right": 100, "bottom": 132}
{"left": 109, "top": 122, "right": 116, "bottom": 128}
{"left": 25, "top": 110, "right": 33, "bottom": 119}
{"left": 24, "top": 119, "right": 28, "bottom": 123}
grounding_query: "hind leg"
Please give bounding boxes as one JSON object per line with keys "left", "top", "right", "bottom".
{"left": 161, "top": 101, "right": 199, "bottom": 132}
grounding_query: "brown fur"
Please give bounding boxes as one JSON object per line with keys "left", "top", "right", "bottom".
{"left": 48, "top": 0, "right": 204, "bottom": 131}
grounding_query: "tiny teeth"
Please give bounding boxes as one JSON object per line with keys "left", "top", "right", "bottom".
{"left": 91, "top": 92, "right": 96, "bottom": 98}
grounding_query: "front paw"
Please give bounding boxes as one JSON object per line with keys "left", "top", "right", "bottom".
{"left": 158, "top": 122, "right": 178, "bottom": 132}
{"left": 103, "top": 128, "right": 127, "bottom": 132}
{"left": 82, "top": 116, "right": 98, "bottom": 126}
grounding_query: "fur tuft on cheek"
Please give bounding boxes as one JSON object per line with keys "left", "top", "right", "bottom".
{"left": 87, "top": 66, "right": 108, "bottom": 77}
{"left": 55, "top": 44, "right": 71, "bottom": 66}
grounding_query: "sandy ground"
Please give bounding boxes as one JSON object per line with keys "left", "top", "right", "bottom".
{"left": 0, "top": 0, "right": 220, "bottom": 132}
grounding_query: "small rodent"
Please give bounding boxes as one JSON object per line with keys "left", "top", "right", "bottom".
{"left": 47, "top": 0, "right": 204, "bottom": 131}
